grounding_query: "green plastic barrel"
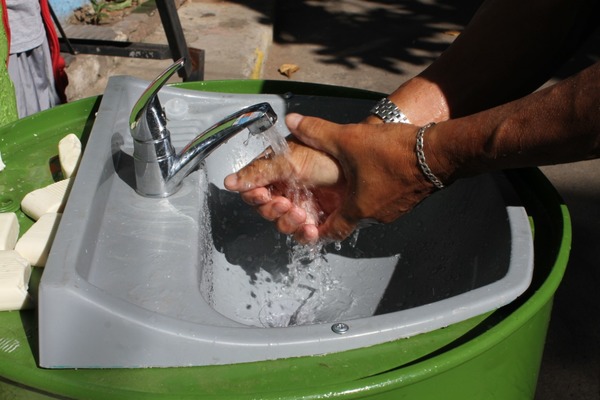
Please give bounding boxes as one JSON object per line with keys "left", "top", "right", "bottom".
{"left": 0, "top": 80, "right": 570, "bottom": 399}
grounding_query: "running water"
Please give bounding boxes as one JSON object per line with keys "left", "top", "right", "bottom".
{"left": 260, "top": 125, "right": 289, "bottom": 156}
{"left": 253, "top": 125, "right": 342, "bottom": 327}
{"left": 260, "top": 125, "right": 324, "bottom": 231}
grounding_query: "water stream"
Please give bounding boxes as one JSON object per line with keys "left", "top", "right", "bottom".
{"left": 250, "top": 126, "right": 348, "bottom": 327}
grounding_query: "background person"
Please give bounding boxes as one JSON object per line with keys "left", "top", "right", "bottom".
{"left": 3, "top": 0, "right": 67, "bottom": 118}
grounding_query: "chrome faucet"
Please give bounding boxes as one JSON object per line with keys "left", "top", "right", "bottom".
{"left": 129, "top": 59, "right": 278, "bottom": 197}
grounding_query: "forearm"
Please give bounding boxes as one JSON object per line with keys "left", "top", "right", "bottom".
{"left": 383, "top": 0, "right": 593, "bottom": 125}
{"left": 430, "top": 61, "right": 600, "bottom": 182}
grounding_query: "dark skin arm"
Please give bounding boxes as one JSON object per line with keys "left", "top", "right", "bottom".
{"left": 432, "top": 62, "right": 600, "bottom": 180}
{"left": 225, "top": 62, "right": 600, "bottom": 242}
{"left": 370, "top": 0, "right": 594, "bottom": 125}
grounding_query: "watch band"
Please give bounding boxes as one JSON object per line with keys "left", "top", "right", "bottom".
{"left": 370, "top": 98, "right": 411, "bottom": 124}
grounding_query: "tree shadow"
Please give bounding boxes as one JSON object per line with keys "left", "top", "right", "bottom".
{"left": 271, "top": 0, "right": 483, "bottom": 76}
{"left": 228, "top": 0, "right": 600, "bottom": 79}
{"left": 221, "top": 0, "right": 480, "bottom": 75}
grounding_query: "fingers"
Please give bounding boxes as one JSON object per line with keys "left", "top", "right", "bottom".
{"left": 290, "top": 216, "right": 355, "bottom": 244}
{"left": 275, "top": 206, "right": 307, "bottom": 235}
{"left": 236, "top": 187, "right": 299, "bottom": 224}
{"left": 293, "top": 224, "right": 320, "bottom": 244}
{"left": 255, "top": 196, "right": 292, "bottom": 221}
{"left": 238, "top": 187, "right": 271, "bottom": 206}
{"left": 233, "top": 185, "right": 317, "bottom": 241}
{"left": 224, "top": 153, "right": 291, "bottom": 193}
{"left": 238, "top": 189, "right": 315, "bottom": 239}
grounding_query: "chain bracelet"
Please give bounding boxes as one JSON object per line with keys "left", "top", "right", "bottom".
{"left": 415, "top": 122, "right": 445, "bottom": 189}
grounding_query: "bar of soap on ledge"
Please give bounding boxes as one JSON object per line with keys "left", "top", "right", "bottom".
{"left": 0, "top": 250, "right": 32, "bottom": 311}
{"left": 58, "top": 133, "right": 82, "bottom": 178}
{"left": 20, "top": 179, "right": 72, "bottom": 221}
{"left": 15, "top": 213, "right": 62, "bottom": 267}
{"left": 0, "top": 213, "right": 19, "bottom": 251}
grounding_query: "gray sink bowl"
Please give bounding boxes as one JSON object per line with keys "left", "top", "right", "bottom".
{"left": 38, "top": 76, "right": 533, "bottom": 368}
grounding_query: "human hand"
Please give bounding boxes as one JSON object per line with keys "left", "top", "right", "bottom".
{"left": 223, "top": 121, "right": 344, "bottom": 243}
{"left": 224, "top": 113, "right": 442, "bottom": 243}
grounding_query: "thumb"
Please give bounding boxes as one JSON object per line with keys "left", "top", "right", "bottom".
{"left": 286, "top": 113, "right": 342, "bottom": 158}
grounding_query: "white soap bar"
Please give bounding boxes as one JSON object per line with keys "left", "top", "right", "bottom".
{"left": 20, "top": 178, "right": 72, "bottom": 221}
{"left": 0, "top": 213, "right": 19, "bottom": 251}
{"left": 58, "top": 133, "right": 82, "bottom": 178}
{"left": 0, "top": 250, "right": 32, "bottom": 311}
{"left": 15, "top": 213, "right": 62, "bottom": 267}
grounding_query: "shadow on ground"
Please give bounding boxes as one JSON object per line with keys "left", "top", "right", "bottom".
{"left": 272, "top": 0, "right": 481, "bottom": 75}
{"left": 231, "top": 0, "right": 600, "bottom": 79}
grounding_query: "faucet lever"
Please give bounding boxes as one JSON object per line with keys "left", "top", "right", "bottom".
{"left": 129, "top": 58, "right": 185, "bottom": 141}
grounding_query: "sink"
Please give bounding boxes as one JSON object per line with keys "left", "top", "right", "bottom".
{"left": 38, "top": 76, "right": 533, "bottom": 368}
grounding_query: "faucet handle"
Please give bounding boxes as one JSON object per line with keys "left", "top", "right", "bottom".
{"left": 129, "top": 58, "right": 186, "bottom": 140}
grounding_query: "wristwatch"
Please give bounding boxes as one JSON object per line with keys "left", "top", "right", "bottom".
{"left": 370, "top": 98, "right": 411, "bottom": 124}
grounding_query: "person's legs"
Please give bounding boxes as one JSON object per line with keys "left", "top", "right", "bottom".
{"left": 0, "top": 5, "right": 18, "bottom": 126}
{"left": 8, "top": 36, "right": 60, "bottom": 118}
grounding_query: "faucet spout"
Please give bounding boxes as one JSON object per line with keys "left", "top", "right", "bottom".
{"left": 129, "top": 59, "right": 278, "bottom": 198}
{"left": 172, "top": 102, "right": 277, "bottom": 192}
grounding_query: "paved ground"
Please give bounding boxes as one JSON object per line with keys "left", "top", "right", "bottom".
{"left": 61, "top": 0, "right": 600, "bottom": 398}
{"left": 63, "top": 0, "right": 273, "bottom": 99}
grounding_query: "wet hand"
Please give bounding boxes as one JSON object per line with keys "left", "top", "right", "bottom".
{"left": 224, "top": 113, "right": 440, "bottom": 243}
{"left": 223, "top": 124, "right": 345, "bottom": 243}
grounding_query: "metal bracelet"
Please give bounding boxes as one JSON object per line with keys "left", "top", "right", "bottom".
{"left": 370, "top": 98, "right": 411, "bottom": 124}
{"left": 415, "top": 122, "right": 445, "bottom": 189}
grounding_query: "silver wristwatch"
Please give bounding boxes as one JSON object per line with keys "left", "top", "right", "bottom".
{"left": 370, "top": 98, "right": 411, "bottom": 124}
